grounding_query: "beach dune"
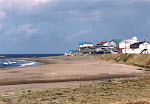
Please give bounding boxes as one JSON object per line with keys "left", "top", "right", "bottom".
{"left": 0, "top": 55, "right": 144, "bottom": 93}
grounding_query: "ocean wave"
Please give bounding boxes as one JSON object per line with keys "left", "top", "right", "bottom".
{"left": 18, "top": 60, "right": 25, "bottom": 62}
{"left": 3, "top": 62, "right": 9, "bottom": 65}
{"left": 20, "top": 62, "right": 36, "bottom": 67}
{"left": 3, "top": 61, "right": 17, "bottom": 65}
{"left": 8, "top": 61, "right": 17, "bottom": 64}
{"left": 0, "top": 60, "right": 44, "bottom": 68}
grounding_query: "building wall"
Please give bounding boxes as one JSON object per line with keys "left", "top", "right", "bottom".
{"left": 119, "top": 42, "right": 131, "bottom": 49}
{"left": 139, "top": 42, "right": 150, "bottom": 50}
{"left": 79, "top": 44, "right": 94, "bottom": 47}
{"left": 119, "top": 37, "right": 138, "bottom": 49}
{"left": 109, "top": 41, "right": 117, "bottom": 47}
{"left": 96, "top": 48, "right": 102, "bottom": 52}
{"left": 122, "top": 42, "right": 150, "bottom": 54}
{"left": 103, "top": 42, "right": 109, "bottom": 46}
{"left": 122, "top": 49, "right": 141, "bottom": 54}
{"left": 122, "top": 49, "right": 150, "bottom": 54}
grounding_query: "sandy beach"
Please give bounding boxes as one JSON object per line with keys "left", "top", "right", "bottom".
{"left": 0, "top": 55, "right": 144, "bottom": 93}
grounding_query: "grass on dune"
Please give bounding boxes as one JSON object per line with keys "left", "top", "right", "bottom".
{"left": 1, "top": 76, "right": 150, "bottom": 104}
{"left": 1, "top": 54, "right": 150, "bottom": 104}
{"left": 99, "top": 54, "right": 150, "bottom": 69}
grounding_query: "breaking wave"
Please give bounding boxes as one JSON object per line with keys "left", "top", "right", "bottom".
{"left": 0, "top": 60, "right": 44, "bottom": 68}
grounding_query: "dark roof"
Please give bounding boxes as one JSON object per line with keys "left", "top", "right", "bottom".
{"left": 130, "top": 42, "right": 144, "bottom": 48}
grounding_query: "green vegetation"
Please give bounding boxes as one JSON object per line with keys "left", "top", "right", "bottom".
{"left": 1, "top": 76, "right": 150, "bottom": 104}
{"left": 99, "top": 54, "right": 150, "bottom": 69}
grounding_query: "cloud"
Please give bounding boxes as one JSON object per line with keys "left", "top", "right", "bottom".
{"left": 4, "top": 28, "right": 16, "bottom": 36}
{"left": 66, "top": 29, "right": 92, "bottom": 40}
{"left": 0, "top": 0, "right": 56, "bottom": 15}
{"left": 0, "top": 0, "right": 150, "bottom": 53}
{"left": 17, "top": 24, "right": 39, "bottom": 35}
{"left": 28, "top": 0, "right": 55, "bottom": 6}
{"left": 127, "top": 0, "right": 150, "bottom": 2}
{"left": 0, "top": 0, "right": 54, "bottom": 7}
{"left": 0, "top": 10, "right": 7, "bottom": 20}
{"left": 64, "top": 9, "right": 103, "bottom": 23}
{"left": 79, "top": 10, "right": 102, "bottom": 22}
{"left": 0, "top": 24, "right": 4, "bottom": 31}
{"left": 2, "top": 24, "right": 39, "bottom": 40}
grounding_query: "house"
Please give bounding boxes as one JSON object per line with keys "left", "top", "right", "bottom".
{"left": 122, "top": 41, "right": 150, "bottom": 54}
{"left": 69, "top": 50, "right": 80, "bottom": 55}
{"left": 81, "top": 47, "right": 96, "bottom": 54}
{"left": 78, "top": 42, "right": 94, "bottom": 48}
{"left": 108, "top": 39, "right": 123, "bottom": 48}
{"left": 97, "top": 41, "right": 109, "bottom": 46}
{"left": 119, "top": 37, "right": 139, "bottom": 49}
{"left": 96, "top": 41, "right": 115, "bottom": 53}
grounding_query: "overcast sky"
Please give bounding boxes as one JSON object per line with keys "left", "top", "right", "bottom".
{"left": 0, "top": 0, "right": 150, "bottom": 54}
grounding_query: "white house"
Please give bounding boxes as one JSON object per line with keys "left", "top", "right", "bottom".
{"left": 97, "top": 42, "right": 109, "bottom": 46}
{"left": 69, "top": 50, "right": 80, "bottom": 54}
{"left": 119, "top": 37, "right": 139, "bottom": 49}
{"left": 122, "top": 41, "right": 150, "bottom": 54}
{"left": 108, "top": 39, "right": 123, "bottom": 48}
{"left": 78, "top": 42, "right": 94, "bottom": 48}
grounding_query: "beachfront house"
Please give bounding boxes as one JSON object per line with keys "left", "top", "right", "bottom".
{"left": 97, "top": 41, "right": 109, "bottom": 47}
{"left": 78, "top": 42, "right": 94, "bottom": 48}
{"left": 119, "top": 37, "right": 139, "bottom": 49}
{"left": 69, "top": 50, "right": 80, "bottom": 55}
{"left": 108, "top": 39, "right": 123, "bottom": 48}
{"left": 77, "top": 42, "right": 94, "bottom": 53}
{"left": 122, "top": 41, "right": 150, "bottom": 54}
{"left": 81, "top": 47, "right": 96, "bottom": 54}
{"left": 96, "top": 41, "right": 120, "bottom": 54}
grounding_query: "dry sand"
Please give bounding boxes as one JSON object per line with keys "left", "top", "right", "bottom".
{"left": 0, "top": 55, "right": 145, "bottom": 93}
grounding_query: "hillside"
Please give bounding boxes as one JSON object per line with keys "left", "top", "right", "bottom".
{"left": 99, "top": 54, "right": 150, "bottom": 69}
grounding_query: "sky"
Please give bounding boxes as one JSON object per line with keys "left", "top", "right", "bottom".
{"left": 0, "top": 0, "right": 150, "bottom": 54}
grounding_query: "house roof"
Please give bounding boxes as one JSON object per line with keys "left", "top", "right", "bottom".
{"left": 111, "top": 39, "right": 123, "bottom": 44}
{"left": 130, "top": 42, "right": 146, "bottom": 48}
{"left": 78, "top": 42, "right": 93, "bottom": 45}
{"left": 69, "top": 50, "right": 78, "bottom": 52}
{"left": 97, "top": 42, "right": 108, "bottom": 45}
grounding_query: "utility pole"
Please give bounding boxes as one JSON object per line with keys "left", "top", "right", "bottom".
{"left": 125, "top": 41, "right": 126, "bottom": 54}
{"left": 144, "top": 38, "right": 146, "bottom": 42}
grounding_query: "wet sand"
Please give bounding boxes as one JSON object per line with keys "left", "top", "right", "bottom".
{"left": 0, "top": 55, "right": 144, "bottom": 93}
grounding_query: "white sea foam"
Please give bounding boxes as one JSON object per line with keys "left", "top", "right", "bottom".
{"left": 18, "top": 60, "right": 25, "bottom": 62}
{"left": 8, "top": 61, "right": 16, "bottom": 64}
{"left": 20, "top": 62, "right": 36, "bottom": 67}
{"left": 0, "top": 59, "right": 43, "bottom": 68}
{"left": 3, "top": 62, "right": 8, "bottom": 65}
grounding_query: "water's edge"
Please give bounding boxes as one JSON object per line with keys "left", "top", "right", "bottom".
{"left": 0, "top": 54, "right": 63, "bottom": 68}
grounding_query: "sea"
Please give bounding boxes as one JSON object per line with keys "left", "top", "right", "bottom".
{"left": 0, "top": 54, "right": 63, "bottom": 68}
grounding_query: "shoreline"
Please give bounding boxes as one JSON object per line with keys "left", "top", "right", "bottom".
{"left": 0, "top": 73, "right": 138, "bottom": 86}
{"left": 0, "top": 55, "right": 146, "bottom": 93}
